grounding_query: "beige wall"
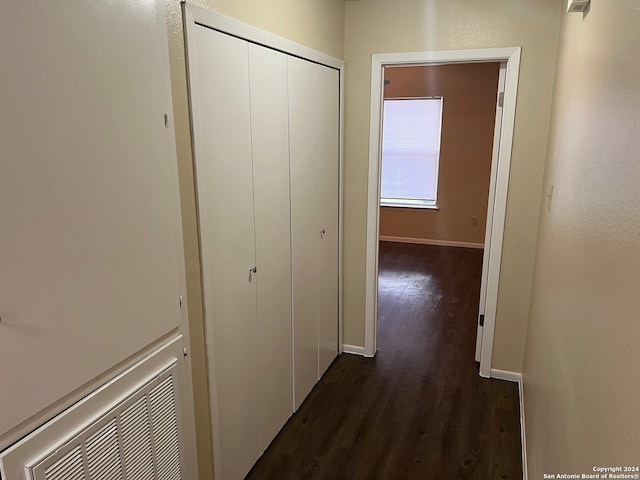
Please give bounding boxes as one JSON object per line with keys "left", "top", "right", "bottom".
{"left": 380, "top": 63, "right": 499, "bottom": 245}
{"left": 343, "top": 0, "right": 561, "bottom": 371}
{"left": 523, "top": 2, "right": 640, "bottom": 475}
{"left": 163, "top": 2, "right": 345, "bottom": 479}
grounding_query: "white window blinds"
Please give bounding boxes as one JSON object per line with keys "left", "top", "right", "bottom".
{"left": 380, "top": 97, "right": 443, "bottom": 207}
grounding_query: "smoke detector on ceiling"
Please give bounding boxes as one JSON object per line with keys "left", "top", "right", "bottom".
{"left": 567, "top": 0, "right": 590, "bottom": 12}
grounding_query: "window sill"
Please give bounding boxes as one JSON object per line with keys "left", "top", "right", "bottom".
{"left": 380, "top": 203, "right": 439, "bottom": 210}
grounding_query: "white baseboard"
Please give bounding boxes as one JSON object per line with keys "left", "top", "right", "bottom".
{"left": 342, "top": 344, "right": 365, "bottom": 356}
{"left": 490, "top": 368, "right": 521, "bottom": 383}
{"left": 379, "top": 235, "right": 484, "bottom": 249}
{"left": 490, "top": 369, "right": 527, "bottom": 480}
{"left": 519, "top": 376, "right": 528, "bottom": 480}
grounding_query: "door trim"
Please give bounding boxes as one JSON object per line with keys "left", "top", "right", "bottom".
{"left": 364, "top": 47, "right": 521, "bottom": 377}
{"left": 476, "top": 62, "right": 507, "bottom": 362}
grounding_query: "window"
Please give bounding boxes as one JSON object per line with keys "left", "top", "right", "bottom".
{"left": 380, "top": 97, "right": 443, "bottom": 208}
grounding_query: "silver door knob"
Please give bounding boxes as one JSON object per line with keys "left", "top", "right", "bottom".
{"left": 320, "top": 229, "right": 326, "bottom": 239}
{"left": 249, "top": 267, "right": 257, "bottom": 274}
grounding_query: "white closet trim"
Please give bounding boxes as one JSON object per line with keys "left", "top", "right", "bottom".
{"left": 184, "top": 3, "right": 343, "bottom": 70}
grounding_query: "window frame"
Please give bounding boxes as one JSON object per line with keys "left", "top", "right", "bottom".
{"left": 379, "top": 96, "right": 443, "bottom": 209}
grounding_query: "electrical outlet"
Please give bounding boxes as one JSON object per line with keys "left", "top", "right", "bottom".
{"left": 471, "top": 216, "right": 479, "bottom": 227}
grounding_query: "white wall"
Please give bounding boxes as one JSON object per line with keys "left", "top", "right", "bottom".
{"left": 523, "top": 1, "right": 640, "bottom": 475}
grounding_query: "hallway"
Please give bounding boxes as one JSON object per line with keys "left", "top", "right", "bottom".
{"left": 247, "top": 242, "right": 522, "bottom": 479}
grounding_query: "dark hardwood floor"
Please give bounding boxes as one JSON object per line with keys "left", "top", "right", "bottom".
{"left": 246, "top": 242, "right": 522, "bottom": 479}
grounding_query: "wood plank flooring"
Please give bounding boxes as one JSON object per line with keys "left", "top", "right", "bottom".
{"left": 246, "top": 242, "right": 522, "bottom": 479}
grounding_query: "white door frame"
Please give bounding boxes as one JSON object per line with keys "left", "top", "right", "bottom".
{"left": 476, "top": 62, "right": 507, "bottom": 363}
{"left": 364, "top": 47, "right": 521, "bottom": 378}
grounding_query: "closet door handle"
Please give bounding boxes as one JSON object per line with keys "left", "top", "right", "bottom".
{"left": 320, "top": 228, "right": 326, "bottom": 239}
{"left": 249, "top": 266, "right": 257, "bottom": 282}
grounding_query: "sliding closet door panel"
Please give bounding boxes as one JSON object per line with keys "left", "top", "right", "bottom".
{"left": 288, "top": 57, "right": 320, "bottom": 410}
{"left": 190, "top": 27, "right": 259, "bottom": 480}
{"left": 248, "top": 43, "right": 293, "bottom": 449}
{"left": 317, "top": 65, "right": 341, "bottom": 376}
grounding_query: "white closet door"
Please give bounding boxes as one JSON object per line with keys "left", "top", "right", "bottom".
{"left": 317, "top": 65, "right": 341, "bottom": 376}
{"left": 288, "top": 56, "right": 320, "bottom": 410}
{"left": 248, "top": 44, "right": 293, "bottom": 450}
{"left": 190, "top": 26, "right": 259, "bottom": 480}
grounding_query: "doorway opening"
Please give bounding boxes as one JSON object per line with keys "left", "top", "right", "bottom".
{"left": 364, "top": 48, "right": 521, "bottom": 377}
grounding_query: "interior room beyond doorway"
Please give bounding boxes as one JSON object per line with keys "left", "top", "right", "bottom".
{"left": 379, "top": 62, "right": 500, "bottom": 249}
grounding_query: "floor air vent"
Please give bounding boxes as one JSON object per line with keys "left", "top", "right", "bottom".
{"left": 25, "top": 365, "right": 182, "bottom": 480}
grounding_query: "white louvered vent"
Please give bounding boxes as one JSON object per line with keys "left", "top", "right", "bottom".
{"left": 27, "top": 364, "right": 182, "bottom": 480}
{"left": 120, "top": 398, "right": 154, "bottom": 480}
{"left": 86, "top": 420, "right": 123, "bottom": 480}
{"left": 43, "top": 447, "right": 85, "bottom": 480}
{"left": 149, "top": 378, "right": 181, "bottom": 480}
